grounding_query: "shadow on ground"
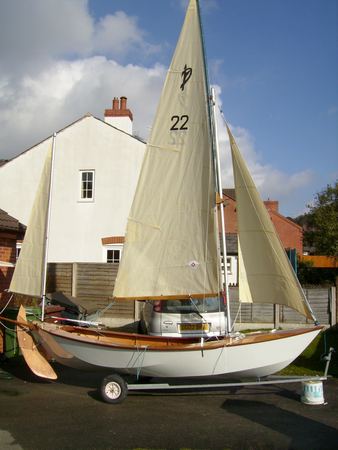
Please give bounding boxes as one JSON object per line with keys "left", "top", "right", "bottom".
{"left": 222, "top": 397, "right": 338, "bottom": 450}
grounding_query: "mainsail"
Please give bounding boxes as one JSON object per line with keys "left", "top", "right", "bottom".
{"left": 226, "top": 126, "right": 313, "bottom": 320}
{"left": 113, "top": 0, "right": 220, "bottom": 300}
{"left": 9, "top": 142, "right": 54, "bottom": 298}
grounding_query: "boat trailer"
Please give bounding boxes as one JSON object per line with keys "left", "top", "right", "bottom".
{"left": 100, "top": 347, "right": 335, "bottom": 404}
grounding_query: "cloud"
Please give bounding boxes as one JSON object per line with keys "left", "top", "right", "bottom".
{"left": 213, "top": 87, "right": 314, "bottom": 202}
{"left": 92, "top": 11, "right": 161, "bottom": 59}
{"left": 0, "top": 56, "right": 166, "bottom": 156}
{"left": 0, "top": 0, "right": 160, "bottom": 76}
{"left": 0, "top": 0, "right": 316, "bottom": 218}
{"left": 0, "top": 0, "right": 166, "bottom": 158}
{"left": 0, "top": 0, "right": 93, "bottom": 74}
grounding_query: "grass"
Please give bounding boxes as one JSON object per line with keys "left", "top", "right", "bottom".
{"left": 279, "top": 327, "right": 337, "bottom": 378}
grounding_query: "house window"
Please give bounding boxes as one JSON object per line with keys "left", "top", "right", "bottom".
{"left": 226, "top": 257, "right": 232, "bottom": 275}
{"left": 79, "top": 170, "right": 95, "bottom": 201}
{"left": 220, "top": 256, "right": 232, "bottom": 275}
{"left": 107, "top": 249, "right": 120, "bottom": 263}
{"left": 16, "top": 242, "right": 22, "bottom": 260}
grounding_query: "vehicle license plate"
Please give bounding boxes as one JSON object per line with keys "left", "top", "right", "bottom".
{"left": 179, "top": 323, "right": 210, "bottom": 332}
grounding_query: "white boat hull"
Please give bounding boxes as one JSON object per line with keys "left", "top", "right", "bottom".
{"left": 36, "top": 324, "right": 322, "bottom": 379}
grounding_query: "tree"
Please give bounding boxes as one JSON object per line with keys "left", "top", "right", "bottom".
{"left": 303, "top": 181, "right": 338, "bottom": 257}
{"left": 297, "top": 259, "right": 336, "bottom": 286}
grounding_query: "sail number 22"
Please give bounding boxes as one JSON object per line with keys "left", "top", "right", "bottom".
{"left": 170, "top": 115, "right": 189, "bottom": 131}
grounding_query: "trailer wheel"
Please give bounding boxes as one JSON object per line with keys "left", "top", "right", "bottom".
{"left": 101, "top": 374, "right": 128, "bottom": 404}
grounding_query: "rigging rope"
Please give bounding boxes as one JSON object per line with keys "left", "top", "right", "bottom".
{"left": 0, "top": 293, "right": 14, "bottom": 315}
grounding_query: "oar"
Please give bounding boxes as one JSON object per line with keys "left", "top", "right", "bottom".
{"left": 0, "top": 306, "right": 58, "bottom": 380}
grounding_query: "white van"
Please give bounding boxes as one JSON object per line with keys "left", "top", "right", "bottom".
{"left": 140, "top": 297, "right": 227, "bottom": 337}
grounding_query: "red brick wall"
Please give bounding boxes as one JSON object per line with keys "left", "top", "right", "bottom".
{"left": 223, "top": 196, "right": 303, "bottom": 254}
{"left": 270, "top": 213, "right": 303, "bottom": 254}
{"left": 222, "top": 196, "right": 238, "bottom": 233}
{"left": 0, "top": 237, "right": 16, "bottom": 264}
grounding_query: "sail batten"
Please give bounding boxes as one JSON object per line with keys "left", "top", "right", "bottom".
{"left": 113, "top": 0, "right": 219, "bottom": 300}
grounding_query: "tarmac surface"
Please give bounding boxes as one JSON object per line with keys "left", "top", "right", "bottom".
{"left": 0, "top": 357, "right": 337, "bottom": 450}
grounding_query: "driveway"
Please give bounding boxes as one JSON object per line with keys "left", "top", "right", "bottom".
{"left": 0, "top": 357, "right": 337, "bottom": 450}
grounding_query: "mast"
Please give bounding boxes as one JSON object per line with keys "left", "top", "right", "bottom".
{"left": 196, "top": 1, "right": 231, "bottom": 331}
{"left": 210, "top": 88, "right": 232, "bottom": 333}
{"left": 41, "top": 132, "right": 56, "bottom": 321}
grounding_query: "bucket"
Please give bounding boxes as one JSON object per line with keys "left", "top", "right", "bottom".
{"left": 301, "top": 381, "right": 325, "bottom": 405}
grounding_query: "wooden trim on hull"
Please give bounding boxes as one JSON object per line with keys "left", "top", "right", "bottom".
{"left": 113, "top": 293, "right": 220, "bottom": 301}
{"left": 226, "top": 326, "right": 324, "bottom": 347}
{"left": 40, "top": 323, "right": 324, "bottom": 353}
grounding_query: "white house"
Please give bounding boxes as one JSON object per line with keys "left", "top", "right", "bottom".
{"left": 0, "top": 97, "right": 145, "bottom": 263}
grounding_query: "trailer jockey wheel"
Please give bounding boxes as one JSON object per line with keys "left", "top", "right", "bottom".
{"left": 101, "top": 374, "right": 128, "bottom": 404}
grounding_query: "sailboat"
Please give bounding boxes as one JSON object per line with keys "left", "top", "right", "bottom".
{"left": 2, "top": 0, "right": 322, "bottom": 391}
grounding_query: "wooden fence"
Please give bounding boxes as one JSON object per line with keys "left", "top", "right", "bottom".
{"left": 47, "top": 263, "right": 336, "bottom": 327}
{"left": 228, "top": 287, "right": 335, "bottom": 328}
{"left": 47, "top": 263, "right": 133, "bottom": 318}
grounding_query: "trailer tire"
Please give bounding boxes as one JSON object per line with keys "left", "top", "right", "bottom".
{"left": 101, "top": 374, "right": 128, "bottom": 404}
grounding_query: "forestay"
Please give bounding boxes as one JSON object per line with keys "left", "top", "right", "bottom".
{"left": 113, "top": 0, "right": 220, "bottom": 300}
{"left": 227, "top": 126, "right": 313, "bottom": 320}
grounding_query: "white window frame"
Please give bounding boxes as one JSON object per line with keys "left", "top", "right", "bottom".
{"left": 220, "top": 255, "right": 238, "bottom": 286}
{"left": 226, "top": 257, "right": 232, "bottom": 275}
{"left": 220, "top": 255, "right": 232, "bottom": 275}
{"left": 16, "top": 242, "right": 22, "bottom": 260}
{"left": 107, "top": 249, "right": 121, "bottom": 263}
{"left": 103, "top": 244, "right": 123, "bottom": 263}
{"left": 79, "top": 170, "right": 95, "bottom": 202}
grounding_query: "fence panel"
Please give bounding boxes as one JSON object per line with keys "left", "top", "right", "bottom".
{"left": 46, "top": 265, "right": 332, "bottom": 325}
{"left": 47, "top": 263, "right": 72, "bottom": 296}
{"left": 75, "top": 263, "right": 134, "bottom": 318}
{"left": 228, "top": 287, "right": 331, "bottom": 327}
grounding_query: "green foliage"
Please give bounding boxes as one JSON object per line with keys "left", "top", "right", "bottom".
{"left": 297, "top": 259, "right": 337, "bottom": 286}
{"left": 280, "top": 327, "right": 338, "bottom": 377}
{"left": 305, "top": 181, "right": 338, "bottom": 257}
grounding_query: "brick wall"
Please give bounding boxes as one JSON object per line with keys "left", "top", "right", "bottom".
{"left": 223, "top": 195, "right": 303, "bottom": 254}
{"left": 222, "top": 195, "right": 237, "bottom": 233}
{"left": 0, "top": 237, "right": 16, "bottom": 264}
{"left": 270, "top": 212, "right": 303, "bottom": 254}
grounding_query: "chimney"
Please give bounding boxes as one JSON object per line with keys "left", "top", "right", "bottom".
{"left": 104, "top": 96, "right": 133, "bottom": 134}
{"left": 112, "top": 97, "right": 119, "bottom": 110}
{"left": 264, "top": 200, "right": 279, "bottom": 213}
{"left": 120, "top": 96, "right": 127, "bottom": 110}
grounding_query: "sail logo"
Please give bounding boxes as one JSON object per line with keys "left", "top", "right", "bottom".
{"left": 188, "top": 260, "right": 200, "bottom": 269}
{"left": 180, "top": 64, "right": 192, "bottom": 91}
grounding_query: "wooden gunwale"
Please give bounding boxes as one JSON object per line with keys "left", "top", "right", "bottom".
{"left": 113, "top": 293, "right": 220, "bottom": 301}
{"left": 41, "top": 324, "right": 324, "bottom": 352}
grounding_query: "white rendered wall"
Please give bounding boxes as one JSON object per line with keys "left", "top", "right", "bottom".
{"left": 0, "top": 116, "right": 145, "bottom": 263}
{"left": 104, "top": 116, "right": 132, "bottom": 134}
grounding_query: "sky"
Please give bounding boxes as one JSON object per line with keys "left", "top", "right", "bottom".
{"left": 0, "top": 0, "right": 337, "bottom": 217}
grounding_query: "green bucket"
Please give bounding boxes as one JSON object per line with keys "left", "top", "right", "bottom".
{"left": 1, "top": 307, "right": 41, "bottom": 358}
